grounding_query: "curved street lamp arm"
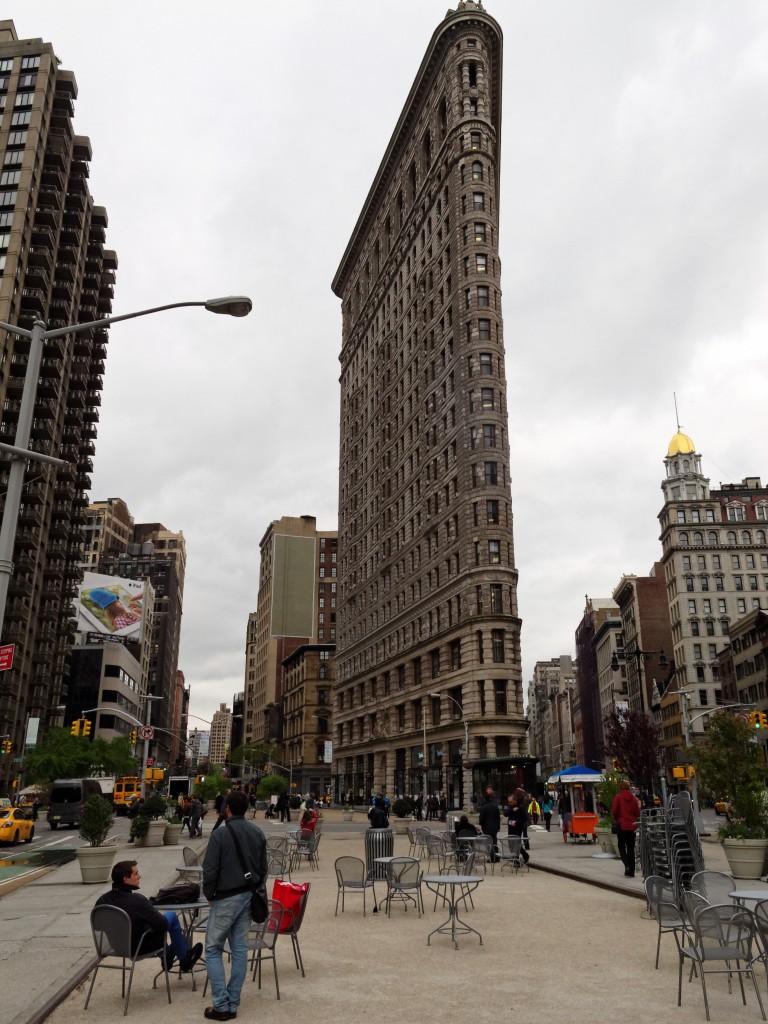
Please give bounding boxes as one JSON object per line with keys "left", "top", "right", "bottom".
{"left": 0, "top": 319, "right": 33, "bottom": 339}
{"left": 81, "top": 705, "right": 143, "bottom": 728}
{"left": 43, "top": 301, "right": 209, "bottom": 340}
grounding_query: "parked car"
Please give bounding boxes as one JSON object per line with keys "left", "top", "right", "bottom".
{"left": 0, "top": 807, "right": 34, "bottom": 844}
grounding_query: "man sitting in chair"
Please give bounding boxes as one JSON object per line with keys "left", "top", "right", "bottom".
{"left": 95, "top": 860, "right": 203, "bottom": 972}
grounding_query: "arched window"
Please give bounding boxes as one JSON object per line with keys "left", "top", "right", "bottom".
{"left": 741, "top": 530, "right": 752, "bottom": 545}
{"left": 707, "top": 531, "right": 718, "bottom": 546}
{"left": 727, "top": 531, "right": 737, "bottom": 545}
{"left": 693, "top": 531, "right": 703, "bottom": 545}
{"left": 683, "top": 459, "right": 690, "bottom": 471}
{"left": 679, "top": 532, "right": 689, "bottom": 546}
{"left": 757, "top": 530, "right": 766, "bottom": 544}
{"left": 471, "top": 160, "right": 483, "bottom": 182}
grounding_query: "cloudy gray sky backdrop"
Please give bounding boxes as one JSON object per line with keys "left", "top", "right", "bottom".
{"left": 18, "top": 1, "right": 768, "bottom": 726}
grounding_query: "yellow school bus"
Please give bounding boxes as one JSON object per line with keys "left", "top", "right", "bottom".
{"left": 113, "top": 776, "right": 141, "bottom": 814}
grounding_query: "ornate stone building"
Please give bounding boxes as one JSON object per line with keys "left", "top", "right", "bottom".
{"left": 331, "top": 3, "right": 526, "bottom": 807}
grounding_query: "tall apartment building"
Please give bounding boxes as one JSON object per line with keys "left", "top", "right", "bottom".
{"left": 243, "top": 515, "right": 337, "bottom": 750}
{"left": 658, "top": 430, "right": 768, "bottom": 765}
{"left": 187, "top": 727, "right": 209, "bottom": 768}
{"left": 574, "top": 597, "right": 619, "bottom": 766}
{"left": 0, "top": 21, "right": 115, "bottom": 772}
{"left": 613, "top": 565, "right": 673, "bottom": 715}
{"left": 593, "top": 613, "right": 626, "bottom": 757}
{"left": 528, "top": 656, "right": 576, "bottom": 778}
{"left": 331, "top": 3, "right": 526, "bottom": 808}
{"left": 80, "top": 496, "right": 133, "bottom": 570}
{"left": 282, "top": 643, "right": 334, "bottom": 797}
{"left": 97, "top": 515, "right": 186, "bottom": 765}
{"left": 209, "top": 702, "right": 232, "bottom": 767}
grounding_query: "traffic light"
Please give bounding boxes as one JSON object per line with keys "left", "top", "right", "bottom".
{"left": 71, "top": 719, "right": 82, "bottom": 736}
{"left": 82, "top": 718, "right": 92, "bottom": 737}
{"left": 1, "top": 739, "right": 11, "bottom": 754}
{"left": 748, "top": 711, "right": 767, "bottom": 731}
{"left": 130, "top": 729, "right": 137, "bottom": 745}
{"left": 760, "top": 713, "right": 768, "bottom": 731}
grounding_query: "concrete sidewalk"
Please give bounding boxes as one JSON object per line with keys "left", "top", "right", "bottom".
{"left": 46, "top": 830, "right": 768, "bottom": 1024}
{"left": 1, "top": 834, "right": 206, "bottom": 1024}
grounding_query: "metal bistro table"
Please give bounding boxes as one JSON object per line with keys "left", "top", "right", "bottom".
{"left": 374, "top": 856, "right": 401, "bottom": 912}
{"left": 152, "top": 899, "right": 209, "bottom": 991}
{"left": 422, "top": 874, "right": 483, "bottom": 949}
{"left": 729, "top": 889, "right": 768, "bottom": 907}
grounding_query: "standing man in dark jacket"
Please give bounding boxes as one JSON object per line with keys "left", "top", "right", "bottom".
{"left": 503, "top": 794, "right": 530, "bottom": 864}
{"left": 95, "top": 860, "right": 202, "bottom": 970}
{"left": 203, "top": 790, "right": 267, "bottom": 1021}
{"left": 478, "top": 788, "right": 501, "bottom": 862}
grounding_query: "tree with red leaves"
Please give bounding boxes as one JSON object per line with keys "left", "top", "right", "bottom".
{"left": 603, "top": 707, "right": 660, "bottom": 793}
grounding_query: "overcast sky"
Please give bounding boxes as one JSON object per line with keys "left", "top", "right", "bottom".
{"left": 18, "top": 1, "right": 768, "bottom": 726}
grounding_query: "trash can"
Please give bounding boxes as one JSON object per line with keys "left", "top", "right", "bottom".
{"left": 365, "top": 827, "right": 394, "bottom": 880}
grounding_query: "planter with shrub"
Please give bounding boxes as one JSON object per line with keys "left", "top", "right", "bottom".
{"left": 77, "top": 794, "right": 116, "bottom": 883}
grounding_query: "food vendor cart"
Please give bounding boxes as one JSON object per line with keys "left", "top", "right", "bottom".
{"left": 548, "top": 765, "right": 603, "bottom": 843}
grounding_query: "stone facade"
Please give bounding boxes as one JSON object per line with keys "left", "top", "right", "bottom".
{"left": 528, "top": 656, "right": 576, "bottom": 779}
{"left": 658, "top": 432, "right": 768, "bottom": 767}
{"left": 243, "top": 515, "right": 337, "bottom": 751}
{"left": 331, "top": 4, "right": 524, "bottom": 808}
{"left": 282, "top": 643, "right": 334, "bottom": 797}
{"left": 0, "top": 21, "right": 115, "bottom": 778}
{"left": 574, "top": 597, "right": 618, "bottom": 766}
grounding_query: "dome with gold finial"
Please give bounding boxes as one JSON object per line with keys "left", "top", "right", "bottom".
{"left": 667, "top": 431, "right": 696, "bottom": 457}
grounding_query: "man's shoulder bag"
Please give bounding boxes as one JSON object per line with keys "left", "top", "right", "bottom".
{"left": 149, "top": 881, "right": 200, "bottom": 905}
{"left": 227, "top": 822, "right": 268, "bottom": 924}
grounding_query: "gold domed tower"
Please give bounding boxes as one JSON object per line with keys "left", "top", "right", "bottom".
{"left": 662, "top": 427, "right": 709, "bottom": 502}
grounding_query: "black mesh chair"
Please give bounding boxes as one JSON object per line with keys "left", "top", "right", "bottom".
{"left": 644, "top": 874, "right": 688, "bottom": 969}
{"left": 334, "top": 856, "right": 377, "bottom": 916}
{"left": 248, "top": 901, "right": 286, "bottom": 1000}
{"left": 84, "top": 905, "right": 172, "bottom": 1016}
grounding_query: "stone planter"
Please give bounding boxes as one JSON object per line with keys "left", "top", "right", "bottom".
{"left": 342, "top": 811, "right": 354, "bottom": 822}
{"left": 392, "top": 818, "right": 411, "bottom": 836}
{"left": 595, "top": 827, "right": 619, "bottom": 858}
{"left": 144, "top": 820, "right": 167, "bottom": 848}
{"left": 164, "top": 823, "right": 183, "bottom": 846}
{"left": 722, "top": 838, "right": 768, "bottom": 879}
{"left": 77, "top": 845, "right": 116, "bottom": 884}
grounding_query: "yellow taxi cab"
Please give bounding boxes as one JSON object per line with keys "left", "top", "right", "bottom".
{"left": 0, "top": 807, "right": 34, "bottom": 844}
{"left": 714, "top": 799, "right": 730, "bottom": 816}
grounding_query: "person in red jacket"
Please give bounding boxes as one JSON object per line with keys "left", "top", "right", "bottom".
{"left": 611, "top": 780, "right": 641, "bottom": 877}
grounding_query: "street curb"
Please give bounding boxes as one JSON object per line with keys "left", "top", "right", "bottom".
{"left": 9, "top": 952, "right": 97, "bottom": 1024}
{"left": 0, "top": 864, "right": 53, "bottom": 896}
{"left": 529, "top": 860, "right": 646, "bottom": 901}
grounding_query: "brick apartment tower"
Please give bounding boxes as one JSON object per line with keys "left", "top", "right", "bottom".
{"left": 0, "top": 21, "right": 115, "bottom": 774}
{"left": 331, "top": 2, "right": 525, "bottom": 807}
{"left": 244, "top": 515, "right": 337, "bottom": 754}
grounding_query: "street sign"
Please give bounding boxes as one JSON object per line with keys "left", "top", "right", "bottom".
{"left": 0, "top": 643, "right": 14, "bottom": 671}
{"left": 146, "top": 756, "right": 155, "bottom": 767}
{"left": 138, "top": 725, "right": 155, "bottom": 740}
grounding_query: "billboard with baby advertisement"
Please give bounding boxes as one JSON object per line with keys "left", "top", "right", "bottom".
{"left": 76, "top": 572, "right": 145, "bottom": 640}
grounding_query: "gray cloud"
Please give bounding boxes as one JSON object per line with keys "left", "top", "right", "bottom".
{"left": 19, "top": 1, "right": 768, "bottom": 720}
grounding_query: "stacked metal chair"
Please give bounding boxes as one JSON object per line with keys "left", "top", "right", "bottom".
{"left": 639, "top": 792, "right": 704, "bottom": 902}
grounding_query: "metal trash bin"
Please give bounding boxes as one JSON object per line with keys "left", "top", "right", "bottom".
{"left": 365, "top": 827, "right": 394, "bottom": 880}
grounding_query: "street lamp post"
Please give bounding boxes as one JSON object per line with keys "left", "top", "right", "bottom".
{"left": 0, "top": 295, "right": 251, "bottom": 642}
{"left": 429, "top": 691, "right": 470, "bottom": 811}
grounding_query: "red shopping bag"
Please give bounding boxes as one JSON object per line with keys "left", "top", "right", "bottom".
{"left": 271, "top": 879, "right": 309, "bottom": 932}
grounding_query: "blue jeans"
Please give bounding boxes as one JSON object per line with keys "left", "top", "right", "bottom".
{"left": 163, "top": 911, "right": 188, "bottom": 961}
{"left": 205, "top": 891, "right": 251, "bottom": 1012}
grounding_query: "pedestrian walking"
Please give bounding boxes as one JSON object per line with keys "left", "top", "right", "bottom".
{"left": 276, "top": 791, "right": 291, "bottom": 823}
{"left": 479, "top": 787, "right": 501, "bottom": 862}
{"left": 503, "top": 794, "right": 530, "bottom": 864}
{"left": 414, "top": 793, "right": 423, "bottom": 821}
{"left": 557, "top": 790, "right": 571, "bottom": 843}
{"left": 527, "top": 796, "right": 541, "bottom": 825}
{"left": 203, "top": 790, "right": 267, "bottom": 1020}
{"left": 438, "top": 793, "right": 447, "bottom": 822}
{"left": 212, "top": 790, "right": 228, "bottom": 832}
{"left": 611, "top": 779, "right": 641, "bottom": 878}
{"left": 368, "top": 795, "right": 389, "bottom": 828}
{"left": 190, "top": 796, "right": 203, "bottom": 837}
{"left": 540, "top": 793, "right": 554, "bottom": 832}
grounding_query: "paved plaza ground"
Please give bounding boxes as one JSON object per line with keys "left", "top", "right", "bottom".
{"left": 32, "top": 821, "right": 768, "bottom": 1024}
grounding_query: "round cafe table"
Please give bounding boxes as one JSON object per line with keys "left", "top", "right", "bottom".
{"left": 422, "top": 873, "right": 483, "bottom": 949}
{"left": 729, "top": 889, "right": 768, "bottom": 907}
